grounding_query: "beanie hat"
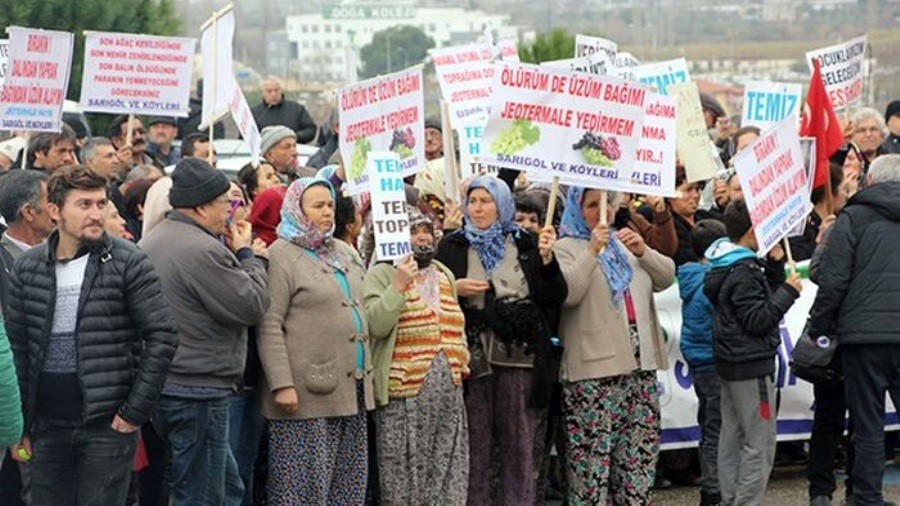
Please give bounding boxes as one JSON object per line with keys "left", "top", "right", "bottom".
{"left": 886, "top": 100, "right": 900, "bottom": 124}
{"left": 424, "top": 117, "right": 442, "bottom": 133}
{"left": 700, "top": 93, "right": 726, "bottom": 119}
{"left": 169, "top": 157, "right": 231, "bottom": 208}
{"left": 260, "top": 125, "right": 296, "bottom": 155}
{"left": 148, "top": 116, "right": 177, "bottom": 127}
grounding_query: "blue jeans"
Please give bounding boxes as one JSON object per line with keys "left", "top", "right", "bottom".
{"left": 30, "top": 419, "right": 137, "bottom": 506}
{"left": 228, "top": 390, "right": 265, "bottom": 506}
{"left": 153, "top": 395, "right": 244, "bottom": 506}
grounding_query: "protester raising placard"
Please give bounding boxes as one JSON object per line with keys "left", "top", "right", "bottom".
{"left": 80, "top": 32, "right": 195, "bottom": 117}
{"left": 367, "top": 151, "right": 412, "bottom": 261}
{"left": 732, "top": 115, "right": 812, "bottom": 254}
{"left": 805, "top": 35, "right": 867, "bottom": 111}
{"left": 339, "top": 66, "right": 425, "bottom": 194}
{"left": 741, "top": 81, "right": 802, "bottom": 132}
{"left": 480, "top": 61, "right": 650, "bottom": 192}
{"left": 0, "top": 27, "right": 73, "bottom": 132}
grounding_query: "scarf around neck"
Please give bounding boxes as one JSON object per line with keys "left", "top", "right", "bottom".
{"left": 463, "top": 176, "right": 519, "bottom": 274}
{"left": 559, "top": 186, "right": 633, "bottom": 306}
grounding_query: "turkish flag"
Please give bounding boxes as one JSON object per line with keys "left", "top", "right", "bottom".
{"left": 800, "top": 59, "right": 845, "bottom": 189}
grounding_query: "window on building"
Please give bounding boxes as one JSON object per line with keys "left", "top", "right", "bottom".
{"left": 325, "top": 24, "right": 332, "bottom": 33}
{"left": 290, "top": 42, "right": 298, "bottom": 59}
{"left": 429, "top": 24, "right": 436, "bottom": 32}
{"left": 311, "top": 25, "right": 319, "bottom": 33}
{"left": 301, "top": 25, "right": 308, "bottom": 33}
{"left": 302, "top": 41, "right": 309, "bottom": 49}
{"left": 335, "top": 25, "right": 342, "bottom": 32}
{"left": 325, "top": 41, "right": 332, "bottom": 49}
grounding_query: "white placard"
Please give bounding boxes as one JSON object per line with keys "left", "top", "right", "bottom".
{"left": 228, "top": 75, "right": 261, "bottom": 163}
{"left": 430, "top": 43, "right": 496, "bottom": 127}
{"left": 368, "top": 151, "right": 412, "bottom": 261}
{"left": 80, "top": 32, "right": 195, "bottom": 116}
{"left": 741, "top": 81, "right": 802, "bottom": 132}
{"left": 457, "top": 115, "right": 488, "bottom": 180}
{"left": 669, "top": 82, "right": 719, "bottom": 183}
{"left": 574, "top": 34, "right": 617, "bottom": 62}
{"left": 480, "top": 62, "right": 649, "bottom": 192}
{"left": 200, "top": 9, "right": 235, "bottom": 129}
{"left": 0, "top": 27, "right": 74, "bottom": 132}
{"left": 633, "top": 57, "right": 690, "bottom": 95}
{"left": 805, "top": 35, "right": 866, "bottom": 111}
{"left": 0, "top": 41, "right": 9, "bottom": 83}
{"left": 339, "top": 67, "right": 426, "bottom": 194}
{"left": 541, "top": 52, "right": 613, "bottom": 76}
{"left": 733, "top": 116, "right": 811, "bottom": 255}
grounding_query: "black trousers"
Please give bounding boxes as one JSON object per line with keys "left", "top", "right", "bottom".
{"left": 807, "top": 379, "right": 854, "bottom": 499}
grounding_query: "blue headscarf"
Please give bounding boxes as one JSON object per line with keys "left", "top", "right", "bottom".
{"left": 559, "top": 186, "right": 633, "bottom": 306}
{"left": 464, "top": 176, "right": 520, "bottom": 274}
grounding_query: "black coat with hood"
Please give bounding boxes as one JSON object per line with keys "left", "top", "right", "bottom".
{"left": 703, "top": 240, "right": 798, "bottom": 381}
{"left": 810, "top": 181, "right": 900, "bottom": 345}
{"left": 6, "top": 232, "right": 178, "bottom": 430}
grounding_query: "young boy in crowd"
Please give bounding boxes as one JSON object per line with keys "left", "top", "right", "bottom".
{"left": 703, "top": 198, "right": 803, "bottom": 505}
{"left": 678, "top": 219, "right": 728, "bottom": 506}
{"left": 514, "top": 193, "right": 544, "bottom": 234}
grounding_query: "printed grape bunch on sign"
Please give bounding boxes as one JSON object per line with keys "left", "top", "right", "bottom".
{"left": 339, "top": 67, "right": 426, "bottom": 194}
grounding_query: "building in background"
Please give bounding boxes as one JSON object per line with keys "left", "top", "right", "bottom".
{"left": 282, "top": 1, "right": 517, "bottom": 83}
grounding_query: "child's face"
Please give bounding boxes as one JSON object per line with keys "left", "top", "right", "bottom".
{"left": 740, "top": 228, "right": 759, "bottom": 251}
{"left": 515, "top": 211, "right": 541, "bottom": 234}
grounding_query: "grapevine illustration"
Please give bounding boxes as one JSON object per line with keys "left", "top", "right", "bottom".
{"left": 389, "top": 127, "right": 416, "bottom": 160}
{"left": 348, "top": 137, "right": 372, "bottom": 180}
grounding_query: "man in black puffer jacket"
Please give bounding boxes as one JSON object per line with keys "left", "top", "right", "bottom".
{"left": 810, "top": 154, "right": 900, "bottom": 506}
{"left": 4, "top": 165, "right": 177, "bottom": 505}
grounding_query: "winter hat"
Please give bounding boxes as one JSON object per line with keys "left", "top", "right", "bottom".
{"left": 424, "top": 117, "right": 442, "bottom": 133}
{"left": 700, "top": 93, "right": 726, "bottom": 119}
{"left": 148, "top": 116, "right": 177, "bottom": 127}
{"left": 886, "top": 100, "right": 900, "bottom": 124}
{"left": 260, "top": 125, "right": 296, "bottom": 155}
{"left": 168, "top": 157, "right": 230, "bottom": 208}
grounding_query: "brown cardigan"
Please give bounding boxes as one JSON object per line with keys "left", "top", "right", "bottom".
{"left": 554, "top": 237, "right": 675, "bottom": 382}
{"left": 628, "top": 207, "right": 678, "bottom": 258}
{"left": 258, "top": 239, "right": 375, "bottom": 420}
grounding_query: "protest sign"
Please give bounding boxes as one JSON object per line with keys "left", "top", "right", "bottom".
{"left": 0, "top": 41, "right": 9, "bottom": 83}
{"left": 732, "top": 116, "right": 811, "bottom": 254}
{"left": 368, "top": 151, "right": 412, "bottom": 261}
{"left": 787, "top": 137, "right": 817, "bottom": 238}
{"left": 227, "top": 75, "right": 261, "bottom": 163}
{"left": 80, "top": 32, "right": 195, "bottom": 116}
{"left": 741, "top": 81, "right": 802, "bottom": 132}
{"left": 456, "top": 115, "right": 488, "bottom": 180}
{"left": 0, "top": 27, "right": 73, "bottom": 132}
{"left": 613, "top": 51, "right": 641, "bottom": 81}
{"left": 633, "top": 58, "right": 690, "bottom": 95}
{"left": 430, "top": 43, "right": 495, "bottom": 127}
{"left": 529, "top": 93, "right": 676, "bottom": 197}
{"left": 496, "top": 39, "right": 520, "bottom": 62}
{"left": 806, "top": 35, "right": 866, "bottom": 110}
{"left": 541, "top": 52, "right": 612, "bottom": 76}
{"left": 574, "top": 34, "right": 617, "bottom": 62}
{"left": 669, "top": 82, "right": 719, "bottom": 182}
{"left": 480, "top": 62, "right": 649, "bottom": 192}
{"left": 339, "top": 66, "right": 425, "bottom": 194}
{"left": 200, "top": 7, "right": 235, "bottom": 130}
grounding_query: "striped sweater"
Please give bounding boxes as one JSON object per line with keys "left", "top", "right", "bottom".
{"left": 388, "top": 273, "right": 469, "bottom": 398}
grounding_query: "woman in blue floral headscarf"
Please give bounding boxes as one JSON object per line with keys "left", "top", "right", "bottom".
{"left": 554, "top": 186, "right": 675, "bottom": 505}
{"left": 435, "top": 175, "right": 568, "bottom": 505}
{"left": 257, "top": 177, "right": 374, "bottom": 505}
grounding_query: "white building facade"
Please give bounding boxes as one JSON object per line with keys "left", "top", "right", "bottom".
{"left": 285, "top": 2, "right": 516, "bottom": 83}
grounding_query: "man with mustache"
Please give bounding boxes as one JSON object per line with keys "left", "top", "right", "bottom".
{"left": 108, "top": 115, "right": 153, "bottom": 170}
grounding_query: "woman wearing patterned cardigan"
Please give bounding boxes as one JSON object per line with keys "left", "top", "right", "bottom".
{"left": 364, "top": 209, "right": 470, "bottom": 505}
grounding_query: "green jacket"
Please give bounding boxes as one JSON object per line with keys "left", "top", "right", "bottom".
{"left": 363, "top": 260, "right": 458, "bottom": 407}
{"left": 0, "top": 317, "right": 23, "bottom": 447}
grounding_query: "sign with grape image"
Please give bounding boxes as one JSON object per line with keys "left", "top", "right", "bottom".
{"left": 339, "top": 66, "right": 425, "bottom": 194}
{"left": 481, "top": 61, "right": 651, "bottom": 193}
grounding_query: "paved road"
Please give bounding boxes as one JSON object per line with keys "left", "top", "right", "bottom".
{"left": 548, "top": 462, "right": 900, "bottom": 505}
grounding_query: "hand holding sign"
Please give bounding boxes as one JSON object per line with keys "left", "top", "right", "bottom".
{"left": 391, "top": 255, "right": 418, "bottom": 292}
{"left": 538, "top": 225, "right": 557, "bottom": 265}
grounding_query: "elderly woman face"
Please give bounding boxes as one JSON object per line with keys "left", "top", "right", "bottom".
{"left": 105, "top": 202, "right": 128, "bottom": 239}
{"left": 410, "top": 223, "right": 434, "bottom": 248}
{"left": 467, "top": 188, "right": 498, "bottom": 230}
{"left": 301, "top": 184, "right": 335, "bottom": 233}
{"left": 581, "top": 189, "right": 616, "bottom": 230}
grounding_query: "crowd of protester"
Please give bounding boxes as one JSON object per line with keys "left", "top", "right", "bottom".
{"left": 0, "top": 93, "right": 898, "bottom": 506}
